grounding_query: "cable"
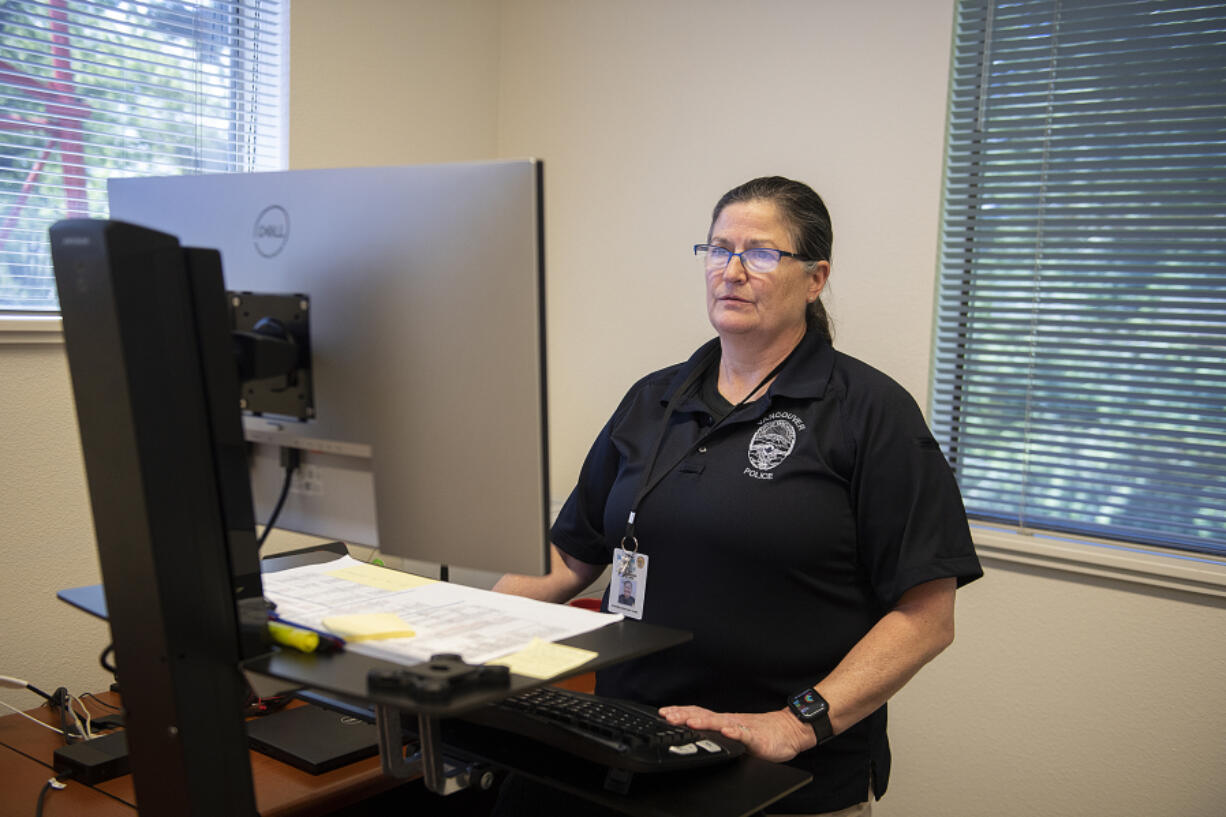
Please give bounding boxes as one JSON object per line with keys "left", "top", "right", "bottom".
{"left": 1, "top": 678, "right": 103, "bottom": 742}
{"left": 35, "top": 774, "right": 71, "bottom": 817}
{"left": 68, "top": 693, "right": 93, "bottom": 741}
{"left": 0, "top": 677, "right": 91, "bottom": 740}
{"left": 0, "top": 674, "right": 53, "bottom": 702}
{"left": 42, "top": 687, "right": 94, "bottom": 744}
{"left": 27, "top": 682, "right": 54, "bottom": 702}
{"left": 245, "top": 692, "right": 292, "bottom": 717}
{"left": 81, "top": 692, "right": 120, "bottom": 712}
{"left": 0, "top": 699, "right": 66, "bottom": 736}
{"left": 257, "top": 446, "right": 300, "bottom": 551}
{"left": 99, "top": 644, "right": 117, "bottom": 675}
{"left": 52, "top": 688, "right": 83, "bottom": 743}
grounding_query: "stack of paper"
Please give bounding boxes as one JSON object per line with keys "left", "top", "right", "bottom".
{"left": 261, "top": 555, "right": 620, "bottom": 675}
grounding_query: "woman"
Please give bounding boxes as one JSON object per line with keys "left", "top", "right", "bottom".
{"left": 494, "top": 176, "right": 982, "bottom": 815}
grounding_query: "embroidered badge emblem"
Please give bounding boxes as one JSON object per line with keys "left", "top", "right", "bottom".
{"left": 748, "top": 418, "right": 797, "bottom": 471}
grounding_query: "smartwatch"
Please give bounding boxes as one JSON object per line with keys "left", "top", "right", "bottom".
{"left": 787, "top": 687, "right": 834, "bottom": 745}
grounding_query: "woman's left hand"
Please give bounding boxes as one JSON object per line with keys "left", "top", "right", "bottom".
{"left": 657, "top": 705, "right": 818, "bottom": 763}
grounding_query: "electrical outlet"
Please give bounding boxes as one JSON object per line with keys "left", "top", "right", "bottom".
{"left": 290, "top": 464, "right": 323, "bottom": 495}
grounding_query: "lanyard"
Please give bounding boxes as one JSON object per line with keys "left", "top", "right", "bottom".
{"left": 621, "top": 345, "right": 795, "bottom": 552}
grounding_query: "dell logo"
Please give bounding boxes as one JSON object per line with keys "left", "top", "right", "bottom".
{"left": 253, "top": 205, "right": 290, "bottom": 258}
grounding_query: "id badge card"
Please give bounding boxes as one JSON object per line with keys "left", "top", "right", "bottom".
{"left": 607, "top": 546, "right": 648, "bottom": 620}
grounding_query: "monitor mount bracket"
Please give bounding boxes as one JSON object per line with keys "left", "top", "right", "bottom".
{"left": 229, "top": 291, "right": 314, "bottom": 421}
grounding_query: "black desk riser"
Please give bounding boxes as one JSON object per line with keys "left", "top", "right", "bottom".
{"left": 62, "top": 546, "right": 690, "bottom": 716}
{"left": 59, "top": 549, "right": 811, "bottom": 817}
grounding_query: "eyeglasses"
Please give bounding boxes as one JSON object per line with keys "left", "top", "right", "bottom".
{"left": 693, "top": 243, "right": 809, "bottom": 274}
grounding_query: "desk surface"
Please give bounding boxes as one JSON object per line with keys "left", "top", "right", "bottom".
{"left": 0, "top": 692, "right": 406, "bottom": 817}
{"left": 0, "top": 742, "right": 133, "bottom": 817}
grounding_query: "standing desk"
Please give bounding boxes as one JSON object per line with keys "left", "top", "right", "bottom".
{"left": 57, "top": 548, "right": 812, "bottom": 817}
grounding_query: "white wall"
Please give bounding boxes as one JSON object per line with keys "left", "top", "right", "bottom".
{"left": 2, "top": 2, "right": 1223, "bottom": 815}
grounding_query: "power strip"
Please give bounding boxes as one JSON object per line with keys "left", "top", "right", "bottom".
{"left": 53, "top": 731, "right": 130, "bottom": 784}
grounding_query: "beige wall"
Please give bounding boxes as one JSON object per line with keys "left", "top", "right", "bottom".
{"left": 2, "top": 2, "right": 1223, "bottom": 815}
{"left": 494, "top": 0, "right": 954, "bottom": 490}
{"left": 897, "top": 564, "right": 1226, "bottom": 815}
{"left": 0, "top": 341, "right": 113, "bottom": 701}
{"left": 289, "top": 0, "right": 500, "bottom": 168}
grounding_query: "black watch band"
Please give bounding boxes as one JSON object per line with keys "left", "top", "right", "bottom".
{"left": 787, "top": 687, "right": 834, "bottom": 745}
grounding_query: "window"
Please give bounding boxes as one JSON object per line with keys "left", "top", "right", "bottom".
{"left": 0, "top": 0, "right": 285, "bottom": 312}
{"left": 933, "top": 0, "right": 1226, "bottom": 557}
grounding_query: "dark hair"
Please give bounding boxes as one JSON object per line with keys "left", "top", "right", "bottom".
{"left": 709, "top": 176, "right": 834, "bottom": 342}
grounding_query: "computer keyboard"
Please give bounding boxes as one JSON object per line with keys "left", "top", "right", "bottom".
{"left": 460, "top": 686, "right": 745, "bottom": 775}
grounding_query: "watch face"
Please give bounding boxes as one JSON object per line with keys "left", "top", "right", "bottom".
{"left": 790, "top": 689, "right": 828, "bottom": 719}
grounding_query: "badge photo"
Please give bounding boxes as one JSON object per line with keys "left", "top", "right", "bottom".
{"left": 608, "top": 547, "right": 648, "bottom": 620}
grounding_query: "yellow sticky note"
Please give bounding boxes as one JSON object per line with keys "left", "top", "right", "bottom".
{"left": 487, "top": 638, "right": 596, "bottom": 680}
{"left": 321, "top": 613, "right": 416, "bottom": 641}
{"left": 326, "top": 563, "right": 436, "bottom": 591}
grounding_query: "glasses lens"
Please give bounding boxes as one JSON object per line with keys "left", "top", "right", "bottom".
{"left": 742, "top": 248, "right": 782, "bottom": 273}
{"left": 701, "top": 246, "right": 731, "bottom": 272}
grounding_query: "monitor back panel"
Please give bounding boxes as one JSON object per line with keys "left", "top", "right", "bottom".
{"left": 109, "top": 161, "right": 549, "bottom": 576}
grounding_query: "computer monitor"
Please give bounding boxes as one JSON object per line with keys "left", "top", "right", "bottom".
{"left": 108, "top": 160, "right": 550, "bottom": 577}
{"left": 51, "top": 220, "right": 261, "bottom": 813}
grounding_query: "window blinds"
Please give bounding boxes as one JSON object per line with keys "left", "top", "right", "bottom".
{"left": 0, "top": 0, "right": 284, "bottom": 311}
{"left": 932, "top": 0, "right": 1226, "bottom": 555}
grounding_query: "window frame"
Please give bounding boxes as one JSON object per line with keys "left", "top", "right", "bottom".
{"left": 0, "top": 0, "right": 288, "bottom": 315}
{"left": 932, "top": 0, "right": 1226, "bottom": 590}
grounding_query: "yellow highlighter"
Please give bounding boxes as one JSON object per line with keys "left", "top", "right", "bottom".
{"left": 268, "top": 620, "right": 319, "bottom": 653}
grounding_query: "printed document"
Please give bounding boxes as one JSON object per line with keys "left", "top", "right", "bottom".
{"left": 261, "top": 555, "right": 620, "bottom": 667}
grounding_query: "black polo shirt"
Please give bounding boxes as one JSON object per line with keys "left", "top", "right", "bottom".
{"left": 551, "top": 328, "right": 982, "bottom": 813}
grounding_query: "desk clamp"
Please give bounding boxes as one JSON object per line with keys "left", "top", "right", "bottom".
{"left": 374, "top": 706, "right": 496, "bottom": 794}
{"left": 368, "top": 654, "right": 509, "bottom": 795}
